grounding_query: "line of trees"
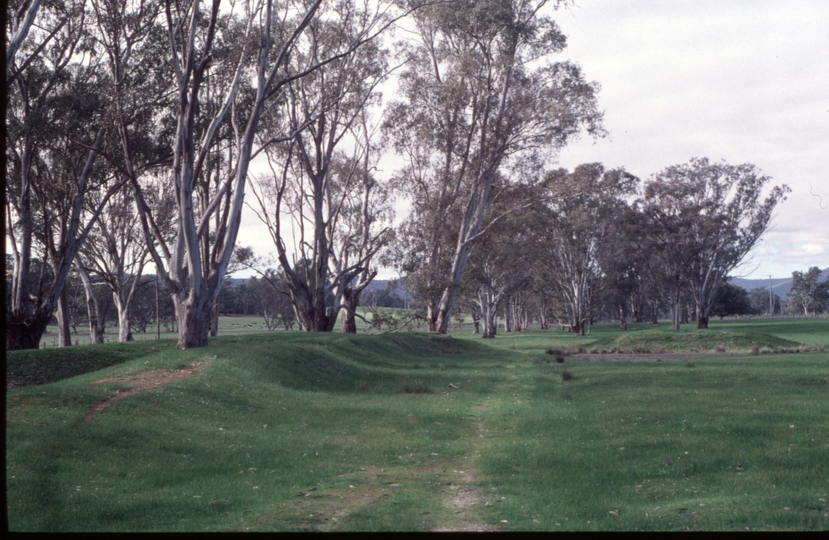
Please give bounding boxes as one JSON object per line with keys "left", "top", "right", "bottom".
{"left": 5, "top": 0, "right": 797, "bottom": 350}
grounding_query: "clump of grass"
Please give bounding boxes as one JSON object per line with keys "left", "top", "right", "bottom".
{"left": 356, "top": 380, "right": 368, "bottom": 391}
{"left": 714, "top": 345, "right": 726, "bottom": 353}
{"left": 759, "top": 346, "right": 773, "bottom": 355}
{"left": 400, "top": 379, "right": 433, "bottom": 394}
{"left": 750, "top": 345, "right": 760, "bottom": 356}
{"left": 561, "top": 370, "right": 572, "bottom": 382}
{"left": 555, "top": 355, "right": 565, "bottom": 364}
{"left": 686, "top": 361, "right": 695, "bottom": 368}
{"left": 535, "top": 356, "right": 551, "bottom": 364}
{"left": 546, "top": 346, "right": 565, "bottom": 356}
{"left": 566, "top": 344, "right": 587, "bottom": 355}
{"left": 653, "top": 345, "right": 667, "bottom": 354}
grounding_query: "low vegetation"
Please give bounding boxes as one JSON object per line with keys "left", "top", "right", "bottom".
{"left": 6, "top": 319, "right": 829, "bottom": 531}
{"left": 586, "top": 327, "right": 800, "bottom": 354}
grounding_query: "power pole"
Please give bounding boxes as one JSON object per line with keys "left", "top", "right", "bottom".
{"left": 768, "top": 275, "right": 774, "bottom": 318}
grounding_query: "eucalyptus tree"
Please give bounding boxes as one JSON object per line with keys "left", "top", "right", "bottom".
{"left": 6, "top": 0, "right": 46, "bottom": 81}
{"left": 748, "top": 286, "right": 780, "bottom": 317}
{"left": 77, "top": 186, "right": 149, "bottom": 341}
{"left": 249, "top": 2, "right": 394, "bottom": 332}
{"left": 640, "top": 158, "right": 789, "bottom": 329}
{"left": 786, "top": 267, "right": 828, "bottom": 317}
{"left": 105, "top": 0, "right": 399, "bottom": 348}
{"left": 329, "top": 114, "right": 396, "bottom": 333}
{"left": 461, "top": 183, "right": 536, "bottom": 338}
{"left": 5, "top": 0, "right": 123, "bottom": 350}
{"left": 246, "top": 269, "right": 296, "bottom": 330}
{"left": 384, "top": 0, "right": 603, "bottom": 334}
{"left": 538, "top": 164, "right": 638, "bottom": 336}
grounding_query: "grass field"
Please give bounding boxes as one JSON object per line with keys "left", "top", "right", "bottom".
{"left": 6, "top": 318, "right": 829, "bottom": 531}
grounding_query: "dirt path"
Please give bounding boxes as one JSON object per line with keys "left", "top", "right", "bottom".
{"left": 431, "top": 419, "right": 498, "bottom": 532}
{"left": 83, "top": 361, "right": 205, "bottom": 422}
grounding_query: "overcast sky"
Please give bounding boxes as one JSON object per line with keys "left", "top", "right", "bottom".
{"left": 553, "top": 0, "right": 829, "bottom": 279}
{"left": 236, "top": 0, "right": 829, "bottom": 280}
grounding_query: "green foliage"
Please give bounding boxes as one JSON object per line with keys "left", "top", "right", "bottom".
{"left": 711, "top": 282, "right": 756, "bottom": 319}
{"left": 786, "top": 267, "right": 829, "bottom": 317}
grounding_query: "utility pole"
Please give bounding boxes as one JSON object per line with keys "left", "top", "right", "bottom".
{"left": 768, "top": 275, "right": 774, "bottom": 318}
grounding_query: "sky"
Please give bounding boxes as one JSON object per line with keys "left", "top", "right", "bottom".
{"left": 552, "top": 0, "right": 829, "bottom": 279}
{"left": 234, "top": 0, "right": 829, "bottom": 280}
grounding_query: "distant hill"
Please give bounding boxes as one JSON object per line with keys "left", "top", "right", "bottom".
{"left": 728, "top": 268, "right": 828, "bottom": 298}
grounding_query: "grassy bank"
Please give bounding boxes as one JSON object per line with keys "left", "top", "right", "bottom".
{"left": 6, "top": 319, "right": 829, "bottom": 531}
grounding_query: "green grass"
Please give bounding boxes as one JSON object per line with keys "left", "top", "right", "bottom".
{"left": 585, "top": 326, "right": 800, "bottom": 353}
{"left": 6, "top": 318, "right": 829, "bottom": 531}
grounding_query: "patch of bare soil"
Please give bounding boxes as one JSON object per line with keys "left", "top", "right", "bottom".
{"left": 83, "top": 361, "right": 204, "bottom": 421}
{"left": 431, "top": 422, "right": 498, "bottom": 532}
{"left": 567, "top": 351, "right": 755, "bottom": 362}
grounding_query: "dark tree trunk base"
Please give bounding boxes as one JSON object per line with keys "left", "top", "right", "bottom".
{"left": 6, "top": 315, "right": 50, "bottom": 350}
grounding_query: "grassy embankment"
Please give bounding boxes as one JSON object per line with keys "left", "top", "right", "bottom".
{"left": 6, "top": 318, "right": 829, "bottom": 531}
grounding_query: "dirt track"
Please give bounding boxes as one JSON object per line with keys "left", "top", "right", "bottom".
{"left": 83, "top": 361, "right": 204, "bottom": 421}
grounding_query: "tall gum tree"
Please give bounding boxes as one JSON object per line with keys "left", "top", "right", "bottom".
{"left": 249, "top": 2, "right": 395, "bottom": 332}
{"left": 116, "top": 0, "right": 398, "bottom": 347}
{"left": 384, "top": 0, "right": 604, "bottom": 334}
{"left": 5, "top": 1, "right": 121, "bottom": 350}
{"left": 538, "top": 163, "right": 638, "bottom": 336}
{"left": 640, "top": 158, "right": 789, "bottom": 329}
